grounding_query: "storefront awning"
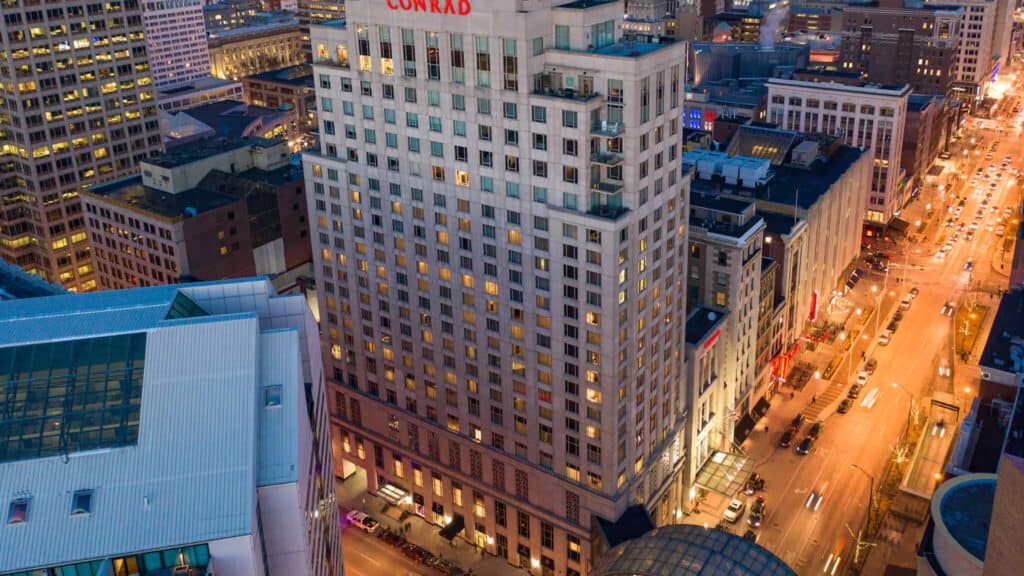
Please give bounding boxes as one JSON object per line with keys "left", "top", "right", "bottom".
{"left": 439, "top": 513, "right": 465, "bottom": 540}
{"left": 376, "top": 483, "right": 407, "bottom": 506}
{"left": 734, "top": 414, "right": 756, "bottom": 445}
{"left": 694, "top": 451, "right": 756, "bottom": 497}
{"left": 889, "top": 218, "right": 910, "bottom": 233}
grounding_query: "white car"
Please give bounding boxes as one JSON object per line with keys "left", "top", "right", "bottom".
{"left": 723, "top": 499, "right": 746, "bottom": 523}
{"left": 878, "top": 331, "right": 892, "bottom": 346}
{"left": 856, "top": 371, "right": 870, "bottom": 386}
{"left": 346, "top": 510, "right": 380, "bottom": 533}
{"left": 805, "top": 490, "right": 824, "bottom": 511}
{"left": 940, "top": 301, "right": 957, "bottom": 317}
{"left": 934, "top": 250, "right": 946, "bottom": 260}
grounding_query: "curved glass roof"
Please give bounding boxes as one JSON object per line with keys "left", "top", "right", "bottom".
{"left": 593, "top": 524, "right": 796, "bottom": 576}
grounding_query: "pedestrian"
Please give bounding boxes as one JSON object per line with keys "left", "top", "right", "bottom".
{"left": 812, "top": 395, "right": 817, "bottom": 404}
{"left": 790, "top": 391, "right": 795, "bottom": 399}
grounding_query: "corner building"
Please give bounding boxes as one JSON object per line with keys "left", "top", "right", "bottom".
{"left": 304, "top": 1, "right": 691, "bottom": 574}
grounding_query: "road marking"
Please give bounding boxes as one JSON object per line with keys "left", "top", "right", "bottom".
{"left": 861, "top": 388, "right": 879, "bottom": 409}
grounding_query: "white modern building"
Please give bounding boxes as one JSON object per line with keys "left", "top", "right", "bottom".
{"left": 304, "top": 1, "right": 691, "bottom": 574}
{"left": 767, "top": 78, "right": 910, "bottom": 225}
{"left": 143, "top": 0, "right": 213, "bottom": 88}
{"left": 0, "top": 279, "right": 342, "bottom": 576}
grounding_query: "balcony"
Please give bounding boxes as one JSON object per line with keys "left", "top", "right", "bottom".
{"left": 591, "top": 120, "right": 624, "bottom": 137}
{"left": 532, "top": 72, "right": 599, "bottom": 102}
{"left": 590, "top": 178, "right": 623, "bottom": 195}
{"left": 590, "top": 150, "right": 623, "bottom": 166}
{"left": 588, "top": 189, "right": 627, "bottom": 220}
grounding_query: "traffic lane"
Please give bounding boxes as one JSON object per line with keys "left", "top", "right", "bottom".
{"left": 342, "top": 528, "right": 437, "bottom": 576}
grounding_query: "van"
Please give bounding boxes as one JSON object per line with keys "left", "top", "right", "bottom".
{"left": 899, "top": 295, "right": 912, "bottom": 311}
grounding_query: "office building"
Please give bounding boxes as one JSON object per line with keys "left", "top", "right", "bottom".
{"left": 767, "top": 77, "right": 910, "bottom": 224}
{"left": 691, "top": 41, "right": 811, "bottom": 85}
{"left": 243, "top": 64, "right": 318, "bottom": 142}
{"left": 208, "top": 14, "right": 307, "bottom": 80}
{"left": 306, "top": 1, "right": 692, "bottom": 573}
{"left": 0, "top": 0, "right": 163, "bottom": 292}
{"left": 705, "top": 11, "right": 764, "bottom": 43}
{"left": 0, "top": 278, "right": 342, "bottom": 576}
{"left": 143, "top": 0, "right": 212, "bottom": 88}
{"left": 838, "top": 0, "right": 961, "bottom": 96}
{"left": 902, "top": 94, "right": 951, "bottom": 194}
{"left": 298, "top": 0, "right": 347, "bottom": 56}
{"left": 157, "top": 76, "right": 246, "bottom": 112}
{"left": 81, "top": 138, "right": 309, "bottom": 289}
{"left": 685, "top": 192, "right": 765, "bottom": 443}
{"left": 204, "top": 0, "right": 262, "bottom": 32}
{"left": 926, "top": 0, "right": 1015, "bottom": 104}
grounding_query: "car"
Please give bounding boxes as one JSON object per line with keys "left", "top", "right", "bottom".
{"left": 796, "top": 437, "right": 814, "bottom": 455}
{"left": 939, "top": 364, "right": 952, "bottom": 378}
{"left": 887, "top": 319, "right": 900, "bottom": 333}
{"left": 848, "top": 385, "right": 862, "bottom": 399}
{"left": 996, "top": 227, "right": 1005, "bottom": 237}
{"left": 865, "top": 358, "right": 878, "bottom": 374}
{"left": 723, "top": 499, "right": 746, "bottom": 523}
{"left": 964, "top": 260, "right": 974, "bottom": 271}
{"left": 909, "top": 287, "right": 919, "bottom": 299}
{"left": 748, "top": 497, "right": 766, "bottom": 528}
{"left": 941, "top": 301, "right": 957, "bottom": 317}
{"left": 346, "top": 510, "right": 380, "bottom": 533}
{"left": 856, "top": 371, "right": 870, "bottom": 386}
{"left": 935, "top": 250, "right": 947, "bottom": 260}
{"left": 805, "top": 489, "right": 824, "bottom": 511}
{"left": 807, "top": 421, "right": 823, "bottom": 440}
{"left": 401, "top": 543, "right": 430, "bottom": 562}
{"left": 744, "top": 473, "right": 765, "bottom": 495}
{"left": 837, "top": 398, "right": 853, "bottom": 414}
{"left": 791, "top": 413, "right": 805, "bottom": 428}
{"left": 893, "top": 310, "right": 905, "bottom": 322}
{"left": 779, "top": 427, "right": 796, "bottom": 448}
{"left": 743, "top": 529, "right": 759, "bottom": 542}
{"left": 878, "top": 331, "right": 892, "bottom": 346}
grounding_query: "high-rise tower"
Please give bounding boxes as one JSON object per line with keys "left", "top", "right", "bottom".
{"left": 305, "top": 1, "right": 692, "bottom": 573}
{"left": 0, "top": 0, "right": 163, "bottom": 290}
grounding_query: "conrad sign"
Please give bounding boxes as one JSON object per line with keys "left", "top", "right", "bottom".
{"left": 385, "top": 0, "right": 472, "bottom": 15}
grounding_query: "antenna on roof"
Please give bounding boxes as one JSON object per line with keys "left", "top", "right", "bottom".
{"left": 794, "top": 188, "right": 800, "bottom": 227}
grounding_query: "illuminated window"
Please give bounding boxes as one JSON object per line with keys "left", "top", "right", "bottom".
{"left": 455, "top": 170, "right": 470, "bottom": 187}
{"left": 586, "top": 388, "right": 602, "bottom": 403}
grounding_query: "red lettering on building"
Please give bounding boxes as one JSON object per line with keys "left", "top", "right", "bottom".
{"left": 704, "top": 328, "right": 721, "bottom": 350}
{"left": 388, "top": 0, "right": 471, "bottom": 15}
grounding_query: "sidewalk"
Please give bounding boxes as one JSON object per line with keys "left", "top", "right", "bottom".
{"left": 336, "top": 472, "right": 527, "bottom": 576}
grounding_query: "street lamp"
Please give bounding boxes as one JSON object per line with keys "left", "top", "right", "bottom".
{"left": 849, "top": 464, "right": 877, "bottom": 564}
{"left": 891, "top": 382, "right": 918, "bottom": 427}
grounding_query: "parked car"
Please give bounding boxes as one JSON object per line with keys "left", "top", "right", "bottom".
{"left": 743, "top": 529, "right": 759, "bottom": 542}
{"left": 887, "top": 320, "right": 900, "bottom": 333}
{"left": 796, "top": 436, "right": 814, "bottom": 455}
{"left": 940, "top": 301, "right": 957, "bottom": 317}
{"left": 791, "top": 413, "right": 805, "bottom": 428}
{"left": 779, "top": 427, "right": 796, "bottom": 448}
{"left": 837, "top": 398, "right": 852, "bottom": 414}
{"left": 899, "top": 295, "right": 912, "bottom": 311}
{"left": 807, "top": 421, "right": 823, "bottom": 440}
{"left": 744, "top": 473, "right": 765, "bottom": 495}
{"left": 878, "top": 331, "right": 892, "bottom": 346}
{"left": 847, "top": 385, "right": 862, "bottom": 399}
{"left": 909, "top": 287, "right": 919, "bottom": 299}
{"left": 748, "top": 496, "right": 766, "bottom": 528}
{"left": 856, "top": 371, "right": 869, "bottom": 386}
{"left": 723, "top": 499, "right": 746, "bottom": 523}
{"left": 346, "top": 510, "right": 380, "bottom": 533}
{"left": 864, "top": 358, "right": 878, "bottom": 375}
{"left": 401, "top": 543, "right": 431, "bottom": 562}
{"left": 893, "top": 310, "right": 904, "bottom": 322}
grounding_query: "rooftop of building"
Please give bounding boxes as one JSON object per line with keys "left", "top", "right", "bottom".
{"left": 146, "top": 136, "right": 278, "bottom": 169}
{"left": 979, "top": 287, "right": 1024, "bottom": 373}
{"left": 558, "top": 0, "right": 619, "bottom": 9}
{"left": 908, "top": 93, "right": 943, "bottom": 111}
{"left": 769, "top": 74, "right": 911, "bottom": 95}
{"left": 758, "top": 209, "right": 801, "bottom": 235}
{"left": 178, "top": 101, "right": 291, "bottom": 140}
{"left": 595, "top": 505, "right": 656, "bottom": 549}
{"left": 766, "top": 145, "right": 865, "bottom": 208}
{"left": 85, "top": 175, "right": 239, "bottom": 220}
{"left": 592, "top": 524, "right": 796, "bottom": 576}
{"left": 245, "top": 64, "right": 313, "bottom": 87}
{"left": 591, "top": 38, "right": 678, "bottom": 58}
{"left": 0, "top": 262, "right": 66, "bottom": 301}
{"left": 690, "top": 191, "right": 755, "bottom": 215}
{"left": 685, "top": 306, "right": 727, "bottom": 346}
{"left": 157, "top": 76, "right": 241, "bottom": 97}
{"left": 726, "top": 124, "right": 800, "bottom": 165}
{"left": 206, "top": 14, "right": 299, "bottom": 42}
{"left": 0, "top": 278, "right": 307, "bottom": 572}
{"left": 933, "top": 474, "right": 997, "bottom": 564}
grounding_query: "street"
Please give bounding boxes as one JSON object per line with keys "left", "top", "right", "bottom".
{"left": 342, "top": 527, "right": 435, "bottom": 576}
{"left": 719, "top": 99, "right": 1021, "bottom": 574}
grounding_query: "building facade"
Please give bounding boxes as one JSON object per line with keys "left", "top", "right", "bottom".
{"left": 838, "top": 0, "right": 962, "bottom": 96}
{"left": 767, "top": 78, "right": 909, "bottom": 224}
{"left": 142, "top": 0, "right": 212, "bottom": 88}
{"left": 925, "top": 0, "right": 1015, "bottom": 104}
{"left": 157, "top": 76, "right": 246, "bottom": 112}
{"left": 208, "top": 19, "right": 307, "bottom": 80}
{"left": 82, "top": 138, "right": 310, "bottom": 289}
{"left": 243, "top": 64, "right": 317, "bottom": 142}
{"left": 0, "top": 278, "right": 342, "bottom": 576}
{"left": 0, "top": 0, "right": 163, "bottom": 291}
{"left": 297, "top": 0, "right": 347, "bottom": 57}
{"left": 305, "top": 1, "right": 692, "bottom": 574}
